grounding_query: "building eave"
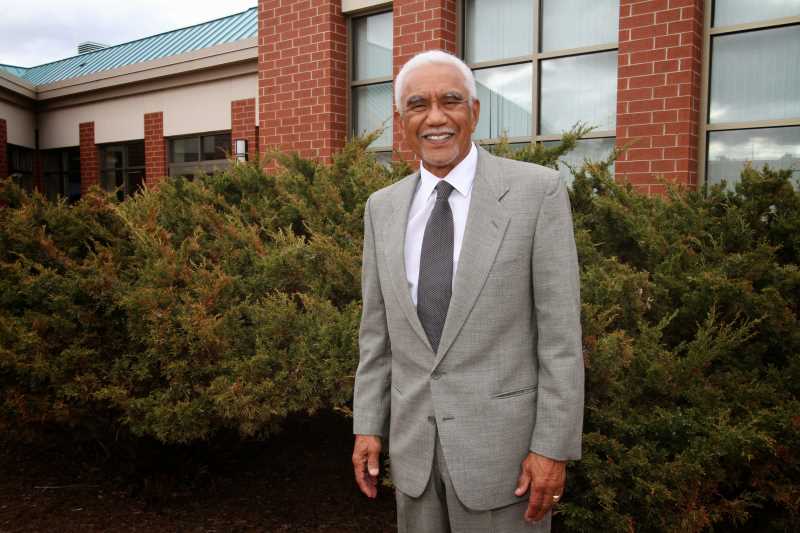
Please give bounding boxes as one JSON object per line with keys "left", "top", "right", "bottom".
{"left": 28, "top": 37, "right": 257, "bottom": 101}
{"left": 0, "top": 69, "right": 37, "bottom": 100}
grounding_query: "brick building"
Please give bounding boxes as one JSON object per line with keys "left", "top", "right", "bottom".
{"left": 1, "top": 0, "right": 798, "bottom": 200}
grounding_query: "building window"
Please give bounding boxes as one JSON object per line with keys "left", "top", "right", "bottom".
{"left": 169, "top": 132, "right": 231, "bottom": 178}
{"left": 8, "top": 144, "right": 34, "bottom": 193}
{"left": 43, "top": 147, "right": 81, "bottom": 203}
{"left": 100, "top": 142, "right": 145, "bottom": 201}
{"left": 701, "top": 1, "right": 800, "bottom": 187}
{"left": 463, "top": 0, "right": 619, "bottom": 182}
{"left": 351, "top": 10, "right": 393, "bottom": 153}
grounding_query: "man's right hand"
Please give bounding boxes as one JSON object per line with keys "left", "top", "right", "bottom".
{"left": 352, "top": 434, "right": 382, "bottom": 498}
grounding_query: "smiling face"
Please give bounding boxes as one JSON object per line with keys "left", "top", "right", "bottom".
{"left": 400, "top": 62, "right": 480, "bottom": 178}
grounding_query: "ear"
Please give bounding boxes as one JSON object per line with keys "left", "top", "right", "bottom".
{"left": 470, "top": 98, "right": 481, "bottom": 132}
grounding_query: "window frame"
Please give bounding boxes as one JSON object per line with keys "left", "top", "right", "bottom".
{"left": 697, "top": 0, "right": 800, "bottom": 185}
{"left": 99, "top": 141, "right": 146, "bottom": 200}
{"left": 348, "top": 8, "right": 394, "bottom": 154}
{"left": 460, "top": 0, "right": 619, "bottom": 146}
{"left": 7, "top": 143, "right": 35, "bottom": 194}
{"left": 168, "top": 131, "right": 232, "bottom": 178}
{"left": 42, "top": 147, "right": 81, "bottom": 203}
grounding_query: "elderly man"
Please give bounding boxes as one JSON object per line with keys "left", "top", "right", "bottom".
{"left": 352, "top": 50, "right": 584, "bottom": 532}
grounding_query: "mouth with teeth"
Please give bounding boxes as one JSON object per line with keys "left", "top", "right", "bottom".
{"left": 421, "top": 131, "right": 455, "bottom": 143}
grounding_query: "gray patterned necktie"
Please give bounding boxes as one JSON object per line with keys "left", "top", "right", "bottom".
{"left": 417, "top": 180, "right": 455, "bottom": 353}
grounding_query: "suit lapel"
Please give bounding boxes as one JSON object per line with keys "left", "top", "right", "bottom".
{"left": 433, "top": 147, "right": 510, "bottom": 369}
{"left": 383, "top": 172, "right": 434, "bottom": 351}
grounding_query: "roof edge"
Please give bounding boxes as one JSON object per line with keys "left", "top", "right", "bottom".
{"left": 35, "top": 37, "right": 257, "bottom": 101}
{"left": 0, "top": 69, "right": 37, "bottom": 99}
{"left": 21, "top": 6, "right": 257, "bottom": 73}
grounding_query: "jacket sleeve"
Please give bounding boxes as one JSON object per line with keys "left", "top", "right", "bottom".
{"left": 352, "top": 196, "right": 392, "bottom": 437}
{"left": 529, "top": 175, "right": 584, "bottom": 461}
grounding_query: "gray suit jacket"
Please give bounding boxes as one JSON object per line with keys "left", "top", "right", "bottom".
{"left": 353, "top": 145, "right": 584, "bottom": 511}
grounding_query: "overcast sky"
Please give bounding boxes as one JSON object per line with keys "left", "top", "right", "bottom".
{"left": 0, "top": 0, "right": 257, "bottom": 68}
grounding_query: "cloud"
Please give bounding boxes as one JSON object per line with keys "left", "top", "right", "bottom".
{"left": 0, "top": 0, "right": 256, "bottom": 67}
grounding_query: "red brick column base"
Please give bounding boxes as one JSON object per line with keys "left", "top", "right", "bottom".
{"left": 144, "top": 111, "right": 167, "bottom": 186}
{"left": 258, "top": 0, "right": 347, "bottom": 165}
{"left": 392, "top": 0, "right": 458, "bottom": 164}
{"left": 615, "top": 0, "right": 704, "bottom": 194}
{"left": 0, "top": 119, "right": 7, "bottom": 180}
{"left": 79, "top": 122, "right": 99, "bottom": 196}
{"left": 231, "top": 98, "right": 258, "bottom": 161}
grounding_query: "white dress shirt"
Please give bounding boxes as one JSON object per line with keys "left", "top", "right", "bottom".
{"left": 405, "top": 143, "right": 477, "bottom": 306}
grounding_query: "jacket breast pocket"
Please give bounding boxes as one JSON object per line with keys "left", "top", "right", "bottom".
{"left": 492, "top": 385, "right": 537, "bottom": 399}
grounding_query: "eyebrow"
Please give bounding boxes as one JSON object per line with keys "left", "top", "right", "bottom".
{"left": 405, "top": 95, "right": 428, "bottom": 107}
{"left": 405, "top": 91, "right": 466, "bottom": 107}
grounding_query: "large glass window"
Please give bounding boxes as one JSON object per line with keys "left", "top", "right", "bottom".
{"left": 709, "top": 26, "right": 800, "bottom": 124}
{"left": 713, "top": 0, "right": 800, "bottom": 26}
{"left": 464, "top": 0, "right": 533, "bottom": 63}
{"left": 541, "top": 0, "right": 619, "bottom": 52}
{"left": 100, "top": 142, "right": 145, "bottom": 201}
{"left": 43, "top": 147, "right": 81, "bottom": 203}
{"left": 543, "top": 138, "right": 617, "bottom": 185}
{"left": 351, "top": 10, "right": 393, "bottom": 152}
{"left": 7, "top": 144, "right": 34, "bottom": 193}
{"left": 701, "top": 1, "right": 800, "bottom": 186}
{"left": 463, "top": 0, "right": 618, "bottom": 162}
{"left": 707, "top": 127, "right": 800, "bottom": 186}
{"left": 169, "top": 132, "right": 231, "bottom": 178}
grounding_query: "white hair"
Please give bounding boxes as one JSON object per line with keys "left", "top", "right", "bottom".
{"left": 394, "top": 50, "right": 478, "bottom": 113}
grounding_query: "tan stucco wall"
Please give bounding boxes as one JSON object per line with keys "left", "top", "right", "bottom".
{"left": 38, "top": 73, "right": 257, "bottom": 149}
{"left": 0, "top": 100, "right": 36, "bottom": 148}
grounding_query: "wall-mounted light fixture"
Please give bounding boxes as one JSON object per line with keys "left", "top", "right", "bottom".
{"left": 234, "top": 139, "right": 247, "bottom": 162}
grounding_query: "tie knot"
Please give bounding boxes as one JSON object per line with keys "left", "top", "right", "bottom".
{"left": 435, "top": 181, "right": 455, "bottom": 201}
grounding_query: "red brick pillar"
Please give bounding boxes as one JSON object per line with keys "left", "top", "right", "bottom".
{"left": 615, "top": 0, "right": 704, "bottom": 194}
{"left": 392, "top": 0, "right": 458, "bottom": 164}
{"left": 231, "top": 98, "right": 258, "bottom": 161}
{"left": 0, "top": 119, "right": 7, "bottom": 179}
{"left": 79, "top": 122, "right": 99, "bottom": 195}
{"left": 258, "top": 0, "right": 347, "bottom": 165}
{"left": 144, "top": 111, "right": 167, "bottom": 185}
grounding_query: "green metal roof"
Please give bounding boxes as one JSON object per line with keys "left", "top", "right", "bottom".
{"left": 0, "top": 7, "right": 256, "bottom": 86}
{"left": 0, "top": 64, "right": 30, "bottom": 78}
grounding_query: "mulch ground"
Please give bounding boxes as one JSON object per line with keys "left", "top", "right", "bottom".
{"left": 0, "top": 411, "right": 397, "bottom": 532}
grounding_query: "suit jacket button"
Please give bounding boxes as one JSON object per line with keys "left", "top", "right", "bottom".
{"left": 431, "top": 371, "right": 442, "bottom": 380}
{"left": 427, "top": 416, "right": 435, "bottom": 424}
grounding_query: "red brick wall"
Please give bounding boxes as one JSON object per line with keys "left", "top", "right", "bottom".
{"left": 0, "top": 119, "right": 7, "bottom": 179}
{"left": 144, "top": 111, "right": 167, "bottom": 185}
{"left": 258, "top": 0, "right": 347, "bottom": 164}
{"left": 616, "top": 0, "right": 704, "bottom": 193}
{"left": 79, "top": 122, "right": 99, "bottom": 195}
{"left": 392, "top": 0, "right": 458, "bottom": 163}
{"left": 231, "top": 98, "right": 258, "bottom": 161}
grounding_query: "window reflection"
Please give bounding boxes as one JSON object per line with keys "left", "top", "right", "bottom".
{"left": 541, "top": 0, "right": 618, "bottom": 52}
{"left": 543, "top": 138, "right": 616, "bottom": 185}
{"left": 353, "top": 11, "right": 393, "bottom": 80}
{"left": 353, "top": 83, "right": 393, "bottom": 148}
{"left": 464, "top": 0, "right": 533, "bottom": 63}
{"left": 473, "top": 64, "right": 533, "bottom": 140}
{"left": 540, "top": 51, "right": 617, "bottom": 135}
{"left": 710, "top": 26, "right": 800, "bottom": 124}
{"left": 707, "top": 126, "right": 800, "bottom": 186}
{"left": 713, "top": 0, "right": 800, "bottom": 27}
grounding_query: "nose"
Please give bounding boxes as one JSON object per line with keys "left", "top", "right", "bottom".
{"left": 425, "top": 101, "right": 447, "bottom": 126}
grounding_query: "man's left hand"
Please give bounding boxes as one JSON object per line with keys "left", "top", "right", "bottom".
{"left": 514, "top": 452, "right": 566, "bottom": 522}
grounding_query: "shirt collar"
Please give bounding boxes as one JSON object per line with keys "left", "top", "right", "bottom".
{"left": 418, "top": 142, "right": 477, "bottom": 200}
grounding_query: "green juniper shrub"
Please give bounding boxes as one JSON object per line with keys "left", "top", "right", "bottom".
{"left": 0, "top": 128, "right": 798, "bottom": 532}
